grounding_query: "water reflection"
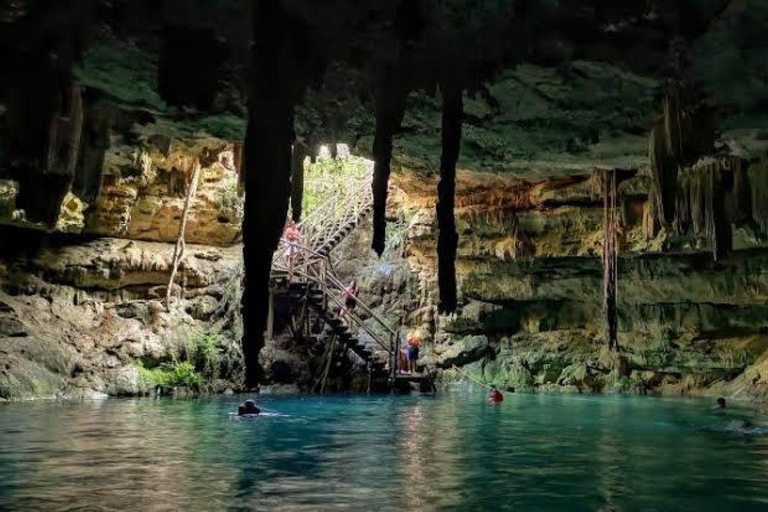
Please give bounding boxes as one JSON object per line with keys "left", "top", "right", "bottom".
{"left": 1, "top": 393, "right": 768, "bottom": 510}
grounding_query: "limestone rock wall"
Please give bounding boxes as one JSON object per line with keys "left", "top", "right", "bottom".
{"left": 384, "top": 166, "right": 768, "bottom": 400}
{"left": 85, "top": 138, "right": 243, "bottom": 246}
{"left": 0, "top": 235, "right": 243, "bottom": 399}
{"left": 0, "top": 137, "right": 243, "bottom": 247}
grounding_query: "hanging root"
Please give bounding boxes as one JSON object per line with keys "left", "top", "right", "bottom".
{"left": 602, "top": 169, "right": 619, "bottom": 352}
{"left": 166, "top": 158, "right": 201, "bottom": 308}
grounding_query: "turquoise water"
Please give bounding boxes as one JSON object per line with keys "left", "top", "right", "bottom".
{"left": 1, "top": 390, "right": 767, "bottom": 511}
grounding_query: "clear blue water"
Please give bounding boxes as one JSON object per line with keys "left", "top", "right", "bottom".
{"left": 1, "top": 390, "right": 767, "bottom": 511}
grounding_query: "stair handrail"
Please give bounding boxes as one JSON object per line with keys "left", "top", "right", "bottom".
{"left": 289, "top": 263, "right": 393, "bottom": 355}
{"left": 272, "top": 175, "right": 372, "bottom": 270}
{"left": 275, "top": 239, "right": 398, "bottom": 356}
{"left": 321, "top": 270, "right": 397, "bottom": 336}
{"left": 310, "top": 273, "right": 392, "bottom": 355}
{"left": 274, "top": 239, "right": 397, "bottom": 336}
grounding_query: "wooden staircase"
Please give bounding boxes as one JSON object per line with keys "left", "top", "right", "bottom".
{"left": 314, "top": 203, "right": 372, "bottom": 257}
{"left": 265, "top": 172, "right": 436, "bottom": 391}
{"left": 271, "top": 175, "right": 395, "bottom": 378}
{"left": 288, "top": 281, "right": 388, "bottom": 374}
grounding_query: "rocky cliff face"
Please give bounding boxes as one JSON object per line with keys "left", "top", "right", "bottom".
{"left": 0, "top": 126, "right": 247, "bottom": 400}
{"left": 2, "top": 0, "right": 768, "bottom": 401}
{"left": 2, "top": 136, "right": 243, "bottom": 246}
{"left": 0, "top": 234, "right": 243, "bottom": 400}
{"left": 379, "top": 162, "right": 768, "bottom": 401}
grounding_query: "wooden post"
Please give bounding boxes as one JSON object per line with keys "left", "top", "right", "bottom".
{"left": 321, "top": 260, "right": 328, "bottom": 310}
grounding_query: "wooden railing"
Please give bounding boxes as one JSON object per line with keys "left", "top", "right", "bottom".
{"left": 228, "top": 166, "right": 399, "bottom": 375}
{"left": 275, "top": 240, "right": 398, "bottom": 362}
{"left": 273, "top": 174, "right": 373, "bottom": 271}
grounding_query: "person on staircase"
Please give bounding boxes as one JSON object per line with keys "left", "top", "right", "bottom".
{"left": 340, "top": 280, "right": 359, "bottom": 328}
{"left": 406, "top": 334, "right": 421, "bottom": 374}
{"left": 283, "top": 220, "right": 301, "bottom": 279}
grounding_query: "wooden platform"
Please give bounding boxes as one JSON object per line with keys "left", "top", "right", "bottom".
{"left": 395, "top": 373, "right": 433, "bottom": 381}
{"left": 392, "top": 373, "right": 437, "bottom": 393}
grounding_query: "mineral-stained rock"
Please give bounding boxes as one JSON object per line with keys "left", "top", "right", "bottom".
{"left": 429, "top": 335, "right": 490, "bottom": 369}
{"left": 0, "top": 236, "right": 242, "bottom": 399}
{"left": 84, "top": 141, "right": 243, "bottom": 246}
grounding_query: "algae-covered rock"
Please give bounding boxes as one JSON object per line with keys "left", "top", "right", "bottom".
{"left": 429, "top": 335, "right": 490, "bottom": 369}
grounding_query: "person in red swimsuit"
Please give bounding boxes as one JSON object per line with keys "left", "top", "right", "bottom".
{"left": 489, "top": 387, "right": 504, "bottom": 403}
{"left": 284, "top": 221, "right": 301, "bottom": 279}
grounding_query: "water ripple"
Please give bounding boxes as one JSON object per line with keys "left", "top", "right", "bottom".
{"left": 1, "top": 393, "right": 767, "bottom": 510}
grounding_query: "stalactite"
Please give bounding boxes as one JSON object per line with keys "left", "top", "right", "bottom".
{"left": 710, "top": 166, "right": 732, "bottom": 261}
{"left": 649, "top": 83, "right": 719, "bottom": 235}
{"left": 750, "top": 160, "right": 768, "bottom": 236}
{"left": 674, "top": 159, "right": 733, "bottom": 260}
{"left": 6, "top": 1, "right": 94, "bottom": 227}
{"left": 73, "top": 91, "right": 111, "bottom": 204}
{"left": 290, "top": 141, "right": 307, "bottom": 223}
{"left": 13, "top": 83, "right": 84, "bottom": 227}
{"left": 731, "top": 156, "right": 751, "bottom": 225}
{"left": 643, "top": 188, "right": 660, "bottom": 240}
{"left": 241, "top": 1, "right": 314, "bottom": 388}
{"left": 663, "top": 88, "right": 684, "bottom": 160}
{"left": 158, "top": 25, "right": 226, "bottom": 110}
{"left": 603, "top": 169, "right": 619, "bottom": 352}
{"left": 436, "top": 84, "right": 463, "bottom": 314}
{"left": 371, "top": 82, "right": 408, "bottom": 256}
{"left": 649, "top": 115, "right": 679, "bottom": 226}
{"left": 673, "top": 171, "right": 692, "bottom": 234}
{"left": 234, "top": 142, "right": 245, "bottom": 197}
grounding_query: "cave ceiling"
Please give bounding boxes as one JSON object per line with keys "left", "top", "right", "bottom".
{"left": 1, "top": 0, "right": 766, "bottom": 179}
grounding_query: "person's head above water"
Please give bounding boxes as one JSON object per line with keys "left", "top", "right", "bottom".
{"left": 717, "top": 397, "right": 726, "bottom": 409}
{"left": 238, "top": 399, "right": 261, "bottom": 416}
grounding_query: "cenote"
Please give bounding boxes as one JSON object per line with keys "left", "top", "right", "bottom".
{"left": 4, "top": 1, "right": 768, "bottom": 510}
{"left": 2, "top": 391, "right": 768, "bottom": 511}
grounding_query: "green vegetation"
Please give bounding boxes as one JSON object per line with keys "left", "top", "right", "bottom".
{"left": 393, "top": 62, "right": 657, "bottom": 174}
{"left": 299, "top": 155, "right": 372, "bottom": 217}
{"left": 194, "top": 114, "right": 247, "bottom": 141}
{"left": 136, "top": 329, "right": 241, "bottom": 393}
{"left": 73, "top": 36, "right": 659, "bottom": 176}
{"left": 76, "top": 43, "right": 166, "bottom": 112}
{"left": 75, "top": 42, "right": 247, "bottom": 142}
{"left": 139, "top": 362, "right": 203, "bottom": 391}
{"left": 217, "top": 178, "right": 243, "bottom": 219}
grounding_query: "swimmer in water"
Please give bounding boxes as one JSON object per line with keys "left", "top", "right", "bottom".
{"left": 489, "top": 387, "right": 504, "bottom": 403}
{"left": 238, "top": 399, "right": 261, "bottom": 416}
